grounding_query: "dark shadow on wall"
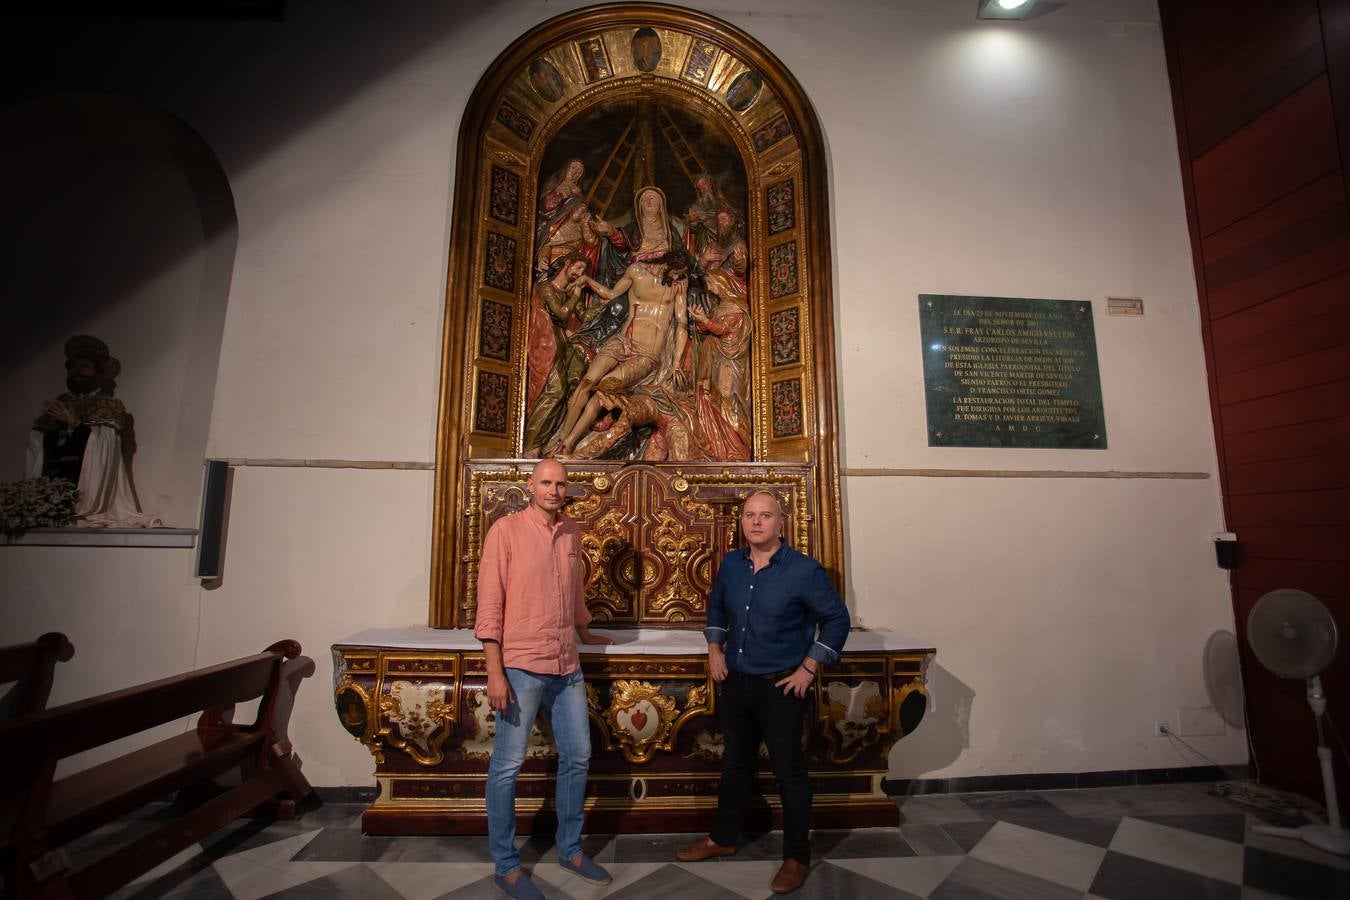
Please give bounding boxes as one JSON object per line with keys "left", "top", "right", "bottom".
{"left": 0, "top": 2, "right": 499, "bottom": 369}
{"left": 0, "top": 94, "right": 237, "bottom": 523}
{"left": 885, "top": 663, "right": 975, "bottom": 786}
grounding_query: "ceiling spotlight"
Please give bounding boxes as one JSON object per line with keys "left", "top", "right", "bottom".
{"left": 977, "top": 0, "right": 1038, "bottom": 19}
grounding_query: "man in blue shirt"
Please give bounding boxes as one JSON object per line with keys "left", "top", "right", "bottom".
{"left": 676, "top": 490, "right": 850, "bottom": 894}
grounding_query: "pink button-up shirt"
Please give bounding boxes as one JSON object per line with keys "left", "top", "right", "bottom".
{"left": 474, "top": 508, "right": 592, "bottom": 675}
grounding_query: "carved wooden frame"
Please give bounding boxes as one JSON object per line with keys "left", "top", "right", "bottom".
{"left": 431, "top": 3, "right": 841, "bottom": 626}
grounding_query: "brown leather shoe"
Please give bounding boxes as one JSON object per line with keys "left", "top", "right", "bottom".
{"left": 675, "top": 836, "right": 736, "bottom": 862}
{"left": 771, "top": 858, "right": 809, "bottom": 893}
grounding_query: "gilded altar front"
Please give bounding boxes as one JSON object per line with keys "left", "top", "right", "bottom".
{"left": 334, "top": 628, "right": 933, "bottom": 834}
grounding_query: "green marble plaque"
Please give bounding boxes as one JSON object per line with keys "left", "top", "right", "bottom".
{"left": 919, "top": 294, "right": 1107, "bottom": 449}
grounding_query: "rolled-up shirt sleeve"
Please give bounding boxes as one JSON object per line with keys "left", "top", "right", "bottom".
{"left": 802, "top": 562, "right": 849, "bottom": 665}
{"left": 703, "top": 562, "right": 729, "bottom": 646}
{"left": 474, "top": 522, "right": 510, "bottom": 644}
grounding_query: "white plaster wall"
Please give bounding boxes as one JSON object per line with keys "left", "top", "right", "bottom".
{"left": 1, "top": 0, "right": 1245, "bottom": 786}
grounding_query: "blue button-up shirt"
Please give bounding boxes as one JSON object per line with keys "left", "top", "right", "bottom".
{"left": 703, "top": 542, "right": 850, "bottom": 675}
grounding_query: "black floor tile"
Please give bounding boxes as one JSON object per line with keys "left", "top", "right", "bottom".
{"left": 434, "top": 873, "right": 533, "bottom": 900}
{"left": 1242, "top": 845, "right": 1350, "bottom": 900}
{"left": 611, "top": 832, "right": 706, "bottom": 862}
{"left": 512, "top": 832, "right": 617, "bottom": 864}
{"left": 789, "top": 861, "right": 924, "bottom": 899}
{"left": 108, "top": 852, "right": 232, "bottom": 900}
{"left": 930, "top": 856, "right": 1081, "bottom": 900}
{"left": 899, "top": 823, "right": 965, "bottom": 856}
{"left": 820, "top": 828, "right": 917, "bottom": 859}
{"left": 288, "top": 827, "right": 409, "bottom": 862}
{"left": 733, "top": 829, "right": 785, "bottom": 860}
{"left": 991, "top": 810, "right": 1121, "bottom": 848}
{"left": 939, "top": 820, "right": 996, "bottom": 853}
{"left": 291, "top": 802, "right": 366, "bottom": 829}
{"left": 959, "top": 792, "right": 1060, "bottom": 815}
{"left": 1136, "top": 813, "right": 1245, "bottom": 844}
{"left": 391, "top": 834, "right": 494, "bottom": 862}
{"left": 262, "top": 863, "right": 404, "bottom": 899}
{"left": 200, "top": 817, "right": 321, "bottom": 859}
{"left": 604, "top": 862, "right": 745, "bottom": 899}
{"left": 1088, "top": 850, "right": 1240, "bottom": 900}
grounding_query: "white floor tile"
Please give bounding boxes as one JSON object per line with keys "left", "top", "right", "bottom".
{"left": 1109, "top": 816, "right": 1244, "bottom": 884}
{"left": 967, "top": 820, "right": 1106, "bottom": 891}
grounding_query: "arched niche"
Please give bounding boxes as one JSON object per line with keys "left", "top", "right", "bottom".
{"left": 431, "top": 3, "right": 839, "bottom": 626}
{"left": 0, "top": 93, "right": 237, "bottom": 528}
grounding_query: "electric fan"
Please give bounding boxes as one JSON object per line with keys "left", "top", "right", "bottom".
{"left": 1247, "top": 588, "right": 1349, "bottom": 856}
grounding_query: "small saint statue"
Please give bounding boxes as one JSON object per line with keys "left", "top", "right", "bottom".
{"left": 27, "top": 336, "right": 162, "bottom": 527}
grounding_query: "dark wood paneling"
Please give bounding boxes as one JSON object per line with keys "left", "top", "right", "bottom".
{"left": 1229, "top": 489, "right": 1350, "bottom": 527}
{"left": 1211, "top": 269, "right": 1350, "bottom": 348}
{"left": 1206, "top": 232, "right": 1350, "bottom": 319}
{"left": 1221, "top": 380, "right": 1350, "bottom": 434}
{"left": 1234, "top": 525, "right": 1350, "bottom": 560}
{"left": 1237, "top": 558, "right": 1350, "bottom": 598}
{"left": 1226, "top": 452, "right": 1350, "bottom": 494}
{"left": 1214, "top": 308, "right": 1350, "bottom": 377}
{"left": 1174, "top": 0, "right": 1286, "bottom": 83}
{"left": 1223, "top": 415, "right": 1350, "bottom": 465}
{"left": 1159, "top": 0, "right": 1350, "bottom": 808}
{"left": 1191, "top": 76, "right": 1341, "bottom": 236}
{"left": 1201, "top": 172, "right": 1344, "bottom": 265}
{"left": 1321, "top": 0, "right": 1350, "bottom": 210}
{"left": 1184, "top": 0, "right": 1325, "bottom": 156}
{"left": 1218, "top": 344, "right": 1350, "bottom": 405}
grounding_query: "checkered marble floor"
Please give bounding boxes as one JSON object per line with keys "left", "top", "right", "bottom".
{"left": 65, "top": 783, "right": 1349, "bottom": 899}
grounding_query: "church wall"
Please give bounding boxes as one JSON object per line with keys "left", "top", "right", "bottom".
{"left": 1, "top": 0, "right": 1246, "bottom": 787}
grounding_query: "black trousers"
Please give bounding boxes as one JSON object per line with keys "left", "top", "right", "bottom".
{"left": 710, "top": 670, "right": 812, "bottom": 863}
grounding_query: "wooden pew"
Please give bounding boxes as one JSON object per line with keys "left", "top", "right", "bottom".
{"left": 0, "top": 633, "right": 74, "bottom": 720}
{"left": 0, "top": 639, "right": 314, "bottom": 899}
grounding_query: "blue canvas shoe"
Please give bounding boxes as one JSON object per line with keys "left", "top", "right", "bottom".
{"left": 493, "top": 871, "right": 544, "bottom": 899}
{"left": 559, "top": 853, "right": 612, "bottom": 885}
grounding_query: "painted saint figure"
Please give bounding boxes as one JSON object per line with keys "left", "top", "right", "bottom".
{"left": 523, "top": 254, "right": 601, "bottom": 455}
{"left": 683, "top": 173, "right": 736, "bottom": 261}
{"left": 27, "top": 335, "right": 162, "bottom": 527}
{"left": 692, "top": 268, "right": 752, "bottom": 459}
{"left": 533, "top": 159, "right": 588, "bottom": 258}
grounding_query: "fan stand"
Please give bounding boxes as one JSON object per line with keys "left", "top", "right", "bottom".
{"left": 1251, "top": 677, "right": 1350, "bottom": 857}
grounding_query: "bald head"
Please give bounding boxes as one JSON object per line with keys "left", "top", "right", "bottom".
{"left": 533, "top": 458, "right": 567, "bottom": 481}
{"left": 741, "top": 490, "right": 786, "bottom": 552}
{"left": 527, "top": 458, "right": 569, "bottom": 521}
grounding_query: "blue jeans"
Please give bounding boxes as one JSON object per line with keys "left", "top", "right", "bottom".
{"left": 486, "top": 667, "right": 591, "bottom": 877}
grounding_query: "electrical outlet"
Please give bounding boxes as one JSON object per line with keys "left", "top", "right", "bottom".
{"left": 1155, "top": 721, "right": 1169, "bottom": 736}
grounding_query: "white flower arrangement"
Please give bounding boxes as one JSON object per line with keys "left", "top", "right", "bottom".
{"left": 0, "top": 477, "right": 79, "bottom": 536}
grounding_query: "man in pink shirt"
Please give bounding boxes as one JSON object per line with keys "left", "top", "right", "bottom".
{"left": 475, "top": 458, "right": 614, "bottom": 899}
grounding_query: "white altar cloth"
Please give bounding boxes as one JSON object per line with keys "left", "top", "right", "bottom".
{"left": 334, "top": 627, "right": 933, "bottom": 655}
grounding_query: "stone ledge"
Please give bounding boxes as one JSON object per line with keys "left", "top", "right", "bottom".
{"left": 1, "top": 527, "right": 196, "bottom": 548}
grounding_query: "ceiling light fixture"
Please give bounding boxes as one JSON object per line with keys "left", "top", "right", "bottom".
{"left": 977, "top": 0, "right": 1038, "bottom": 20}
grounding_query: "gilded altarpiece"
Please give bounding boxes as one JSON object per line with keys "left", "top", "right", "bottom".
{"left": 334, "top": 5, "right": 934, "bottom": 835}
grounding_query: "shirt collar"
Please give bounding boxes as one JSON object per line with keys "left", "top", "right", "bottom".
{"left": 739, "top": 541, "right": 790, "bottom": 566}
